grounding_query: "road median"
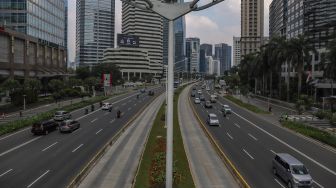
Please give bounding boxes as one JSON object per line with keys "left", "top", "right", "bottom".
{"left": 224, "top": 95, "right": 270, "bottom": 114}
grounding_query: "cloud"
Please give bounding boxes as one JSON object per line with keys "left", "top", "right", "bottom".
{"left": 186, "top": 15, "right": 219, "bottom": 31}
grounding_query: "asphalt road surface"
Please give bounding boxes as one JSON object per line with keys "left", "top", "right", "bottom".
{"left": 0, "top": 86, "right": 164, "bottom": 188}
{"left": 190, "top": 83, "right": 335, "bottom": 188}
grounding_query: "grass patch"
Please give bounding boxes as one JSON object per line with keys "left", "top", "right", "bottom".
{"left": 281, "top": 121, "right": 336, "bottom": 148}
{"left": 225, "top": 95, "right": 270, "bottom": 114}
{"left": 0, "top": 94, "right": 123, "bottom": 136}
{"left": 134, "top": 86, "right": 195, "bottom": 188}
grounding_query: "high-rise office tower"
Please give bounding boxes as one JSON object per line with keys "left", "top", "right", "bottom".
{"left": 241, "top": 0, "right": 265, "bottom": 56}
{"left": 269, "top": 0, "right": 288, "bottom": 37}
{"left": 233, "top": 37, "right": 241, "bottom": 67}
{"left": 186, "top": 38, "right": 200, "bottom": 73}
{"left": 0, "top": 0, "right": 67, "bottom": 47}
{"left": 287, "top": 0, "right": 304, "bottom": 39}
{"left": 200, "top": 44, "right": 212, "bottom": 73}
{"left": 122, "top": 0, "right": 163, "bottom": 65}
{"left": 76, "top": 0, "right": 115, "bottom": 67}
{"left": 215, "top": 43, "right": 232, "bottom": 74}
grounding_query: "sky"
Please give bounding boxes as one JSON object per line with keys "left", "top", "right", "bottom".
{"left": 67, "top": 0, "right": 272, "bottom": 62}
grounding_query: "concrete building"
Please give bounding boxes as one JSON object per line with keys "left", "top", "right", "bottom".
{"left": 214, "top": 43, "right": 232, "bottom": 74}
{"left": 0, "top": 27, "right": 67, "bottom": 78}
{"left": 233, "top": 37, "right": 241, "bottom": 67}
{"left": 186, "top": 37, "right": 200, "bottom": 73}
{"left": 122, "top": 0, "right": 163, "bottom": 65}
{"left": 0, "top": 0, "right": 67, "bottom": 47}
{"left": 102, "top": 48, "right": 162, "bottom": 81}
{"left": 241, "top": 0, "right": 265, "bottom": 56}
{"left": 76, "top": 0, "right": 115, "bottom": 67}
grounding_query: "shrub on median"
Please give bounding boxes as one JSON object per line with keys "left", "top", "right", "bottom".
{"left": 281, "top": 121, "right": 336, "bottom": 148}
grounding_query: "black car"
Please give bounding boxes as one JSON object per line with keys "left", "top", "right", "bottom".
{"left": 191, "top": 91, "right": 196, "bottom": 97}
{"left": 31, "top": 120, "right": 58, "bottom": 135}
{"left": 148, "top": 90, "right": 154, "bottom": 96}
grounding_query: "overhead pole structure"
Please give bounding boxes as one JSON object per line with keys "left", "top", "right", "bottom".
{"left": 121, "top": 0, "right": 225, "bottom": 187}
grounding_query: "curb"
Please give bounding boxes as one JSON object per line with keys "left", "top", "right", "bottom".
{"left": 188, "top": 91, "right": 251, "bottom": 188}
{"left": 66, "top": 88, "right": 163, "bottom": 188}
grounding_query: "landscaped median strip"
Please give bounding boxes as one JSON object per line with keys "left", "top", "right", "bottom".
{"left": 133, "top": 86, "right": 195, "bottom": 188}
{"left": 224, "top": 95, "right": 270, "bottom": 114}
{"left": 281, "top": 120, "right": 336, "bottom": 148}
{"left": 188, "top": 91, "right": 251, "bottom": 188}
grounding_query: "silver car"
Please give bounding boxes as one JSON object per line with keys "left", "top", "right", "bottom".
{"left": 54, "top": 111, "right": 71, "bottom": 121}
{"left": 59, "top": 120, "right": 80, "bottom": 133}
{"left": 206, "top": 114, "right": 220, "bottom": 126}
{"left": 272, "top": 153, "right": 313, "bottom": 188}
{"left": 222, "top": 105, "right": 232, "bottom": 114}
{"left": 194, "top": 98, "right": 201, "bottom": 104}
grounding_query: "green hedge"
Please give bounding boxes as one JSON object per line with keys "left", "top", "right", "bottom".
{"left": 281, "top": 121, "right": 336, "bottom": 148}
{"left": 225, "top": 95, "right": 270, "bottom": 114}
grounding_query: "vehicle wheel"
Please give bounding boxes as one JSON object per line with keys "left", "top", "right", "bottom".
{"left": 45, "top": 130, "right": 49, "bottom": 135}
{"left": 287, "top": 181, "right": 292, "bottom": 188}
{"left": 272, "top": 168, "right": 277, "bottom": 175}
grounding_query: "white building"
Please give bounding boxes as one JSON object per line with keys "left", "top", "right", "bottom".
{"left": 103, "top": 48, "right": 162, "bottom": 81}
{"left": 186, "top": 38, "right": 200, "bottom": 73}
{"left": 206, "top": 56, "right": 220, "bottom": 76}
{"left": 233, "top": 37, "right": 241, "bottom": 67}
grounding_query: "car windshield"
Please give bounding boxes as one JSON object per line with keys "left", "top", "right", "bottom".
{"left": 292, "top": 165, "right": 308, "bottom": 175}
{"left": 210, "top": 116, "right": 218, "bottom": 121}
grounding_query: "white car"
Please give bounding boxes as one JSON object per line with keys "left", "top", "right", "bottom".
{"left": 207, "top": 113, "right": 220, "bottom": 126}
{"left": 194, "top": 98, "right": 201, "bottom": 104}
{"left": 222, "top": 105, "right": 232, "bottom": 114}
{"left": 197, "top": 90, "right": 202, "bottom": 95}
{"left": 206, "top": 87, "right": 211, "bottom": 91}
{"left": 102, "top": 103, "right": 112, "bottom": 111}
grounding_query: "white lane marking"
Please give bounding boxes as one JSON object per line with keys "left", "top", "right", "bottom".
{"left": 234, "top": 123, "right": 241, "bottom": 128}
{"left": 128, "top": 107, "right": 131, "bottom": 111}
{"left": 27, "top": 170, "right": 50, "bottom": 188}
{"left": 248, "top": 133, "right": 258, "bottom": 141}
{"left": 0, "top": 127, "right": 30, "bottom": 141}
{"left": 72, "top": 144, "right": 84, "bottom": 153}
{"left": 270, "top": 150, "right": 276, "bottom": 155}
{"left": 104, "top": 112, "right": 109, "bottom": 116}
{"left": 96, "top": 129, "right": 103, "bottom": 135}
{"left": 243, "top": 149, "right": 255, "bottom": 160}
{"left": 0, "top": 137, "right": 41, "bottom": 157}
{"left": 110, "top": 119, "right": 115, "bottom": 124}
{"left": 226, "top": 133, "right": 233, "bottom": 140}
{"left": 274, "top": 178, "right": 286, "bottom": 188}
{"left": 0, "top": 169, "right": 13, "bottom": 178}
{"left": 91, "top": 118, "right": 98, "bottom": 123}
{"left": 313, "top": 180, "right": 325, "bottom": 188}
{"left": 42, "top": 142, "right": 58, "bottom": 152}
{"left": 231, "top": 110, "right": 336, "bottom": 176}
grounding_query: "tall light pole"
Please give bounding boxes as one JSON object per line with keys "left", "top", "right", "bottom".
{"left": 122, "top": 1, "right": 225, "bottom": 187}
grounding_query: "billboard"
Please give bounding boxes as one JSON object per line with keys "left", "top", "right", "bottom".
{"left": 117, "top": 34, "right": 140, "bottom": 47}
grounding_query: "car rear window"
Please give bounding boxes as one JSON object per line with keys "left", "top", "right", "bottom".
{"left": 55, "top": 112, "right": 63, "bottom": 115}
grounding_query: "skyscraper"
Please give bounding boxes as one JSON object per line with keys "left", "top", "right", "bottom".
{"left": 215, "top": 43, "right": 232, "bottom": 74}
{"left": 76, "top": 0, "right": 115, "bottom": 67}
{"left": 241, "top": 0, "right": 265, "bottom": 56}
{"left": 200, "top": 44, "right": 212, "bottom": 73}
{"left": 0, "top": 0, "right": 67, "bottom": 47}
{"left": 186, "top": 38, "right": 200, "bottom": 73}
{"left": 269, "top": 0, "right": 288, "bottom": 37}
{"left": 122, "top": 0, "right": 163, "bottom": 65}
{"left": 233, "top": 37, "right": 241, "bottom": 67}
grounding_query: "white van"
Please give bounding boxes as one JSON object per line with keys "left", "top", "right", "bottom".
{"left": 210, "top": 95, "right": 216, "bottom": 103}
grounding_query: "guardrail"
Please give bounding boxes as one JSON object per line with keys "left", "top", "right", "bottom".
{"left": 188, "top": 86, "right": 251, "bottom": 188}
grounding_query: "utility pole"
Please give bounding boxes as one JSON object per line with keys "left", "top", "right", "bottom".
{"left": 121, "top": 1, "right": 225, "bottom": 187}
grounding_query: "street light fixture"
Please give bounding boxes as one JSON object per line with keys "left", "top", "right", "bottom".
{"left": 121, "top": 1, "right": 225, "bottom": 187}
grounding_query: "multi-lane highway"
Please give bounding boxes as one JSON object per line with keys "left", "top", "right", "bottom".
{"left": 190, "top": 84, "right": 335, "bottom": 188}
{"left": 0, "top": 86, "right": 164, "bottom": 188}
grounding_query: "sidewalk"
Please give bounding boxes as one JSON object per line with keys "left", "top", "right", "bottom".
{"left": 78, "top": 94, "right": 164, "bottom": 188}
{"left": 179, "top": 85, "right": 239, "bottom": 188}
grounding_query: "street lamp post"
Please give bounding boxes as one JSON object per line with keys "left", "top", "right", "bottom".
{"left": 121, "top": 1, "right": 224, "bottom": 187}
{"left": 23, "top": 94, "right": 26, "bottom": 111}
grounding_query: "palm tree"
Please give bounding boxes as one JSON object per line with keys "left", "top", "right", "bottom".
{"left": 287, "top": 35, "right": 316, "bottom": 99}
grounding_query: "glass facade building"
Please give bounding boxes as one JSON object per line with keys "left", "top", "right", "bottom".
{"left": 76, "top": 0, "right": 115, "bottom": 67}
{"left": 215, "top": 43, "right": 232, "bottom": 74}
{"left": 0, "top": 0, "right": 67, "bottom": 47}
